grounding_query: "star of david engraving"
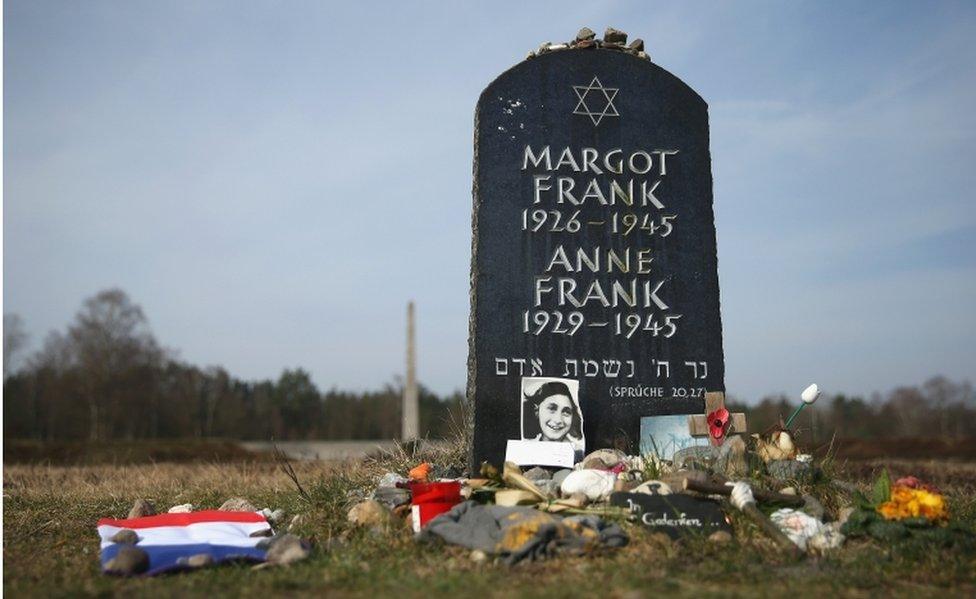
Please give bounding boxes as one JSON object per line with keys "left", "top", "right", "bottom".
{"left": 572, "top": 76, "right": 620, "bottom": 126}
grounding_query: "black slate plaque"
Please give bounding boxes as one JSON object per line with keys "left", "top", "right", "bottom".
{"left": 468, "top": 49, "right": 724, "bottom": 469}
{"left": 609, "top": 492, "right": 731, "bottom": 538}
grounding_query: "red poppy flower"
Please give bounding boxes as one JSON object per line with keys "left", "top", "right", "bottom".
{"left": 706, "top": 407, "right": 730, "bottom": 445}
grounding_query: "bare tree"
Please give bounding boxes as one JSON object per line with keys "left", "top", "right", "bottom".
{"left": 68, "top": 289, "right": 163, "bottom": 440}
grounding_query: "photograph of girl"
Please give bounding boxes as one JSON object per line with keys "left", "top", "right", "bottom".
{"left": 520, "top": 377, "right": 585, "bottom": 455}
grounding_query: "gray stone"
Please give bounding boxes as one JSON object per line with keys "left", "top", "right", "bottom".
{"left": 523, "top": 467, "right": 551, "bottom": 481}
{"left": 715, "top": 436, "right": 748, "bottom": 477}
{"left": 185, "top": 553, "right": 215, "bottom": 568}
{"left": 105, "top": 546, "right": 150, "bottom": 576}
{"left": 347, "top": 499, "right": 390, "bottom": 529}
{"left": 628, "top": 39, "right": 645, "bottom": 52}
{"left": 575, "top": 27, "right": 596, "bottom": 42}
{"left": 673, "top": 446, "right": 718, "bottom": 470}
{"left": 264, "top": 534, "right": 310, "bottom": 566}
{"left": 372, "top": 486, "right": 411, "bottom": 509}
{"left": 551, "top": 469, "right": 573, "bottom": 486}
{"left": 603, "top": 27, "right": 628, "bottom": 45}
{"left": 378, "top": 472, "right": 407, "bottom": 488}
{"left": 127, "top": 499, "right": 156, "bottom": 519}
{"left": 708, "top": 530, "right": 732, "bottom": 544}
{"left": 110, "top": 529, "right": 139, "bottom": 545}
{"left": 250, "top": 528, "right": 274, "bottom": 537}
{"left": 802, "top": 494, "right": 825, "bottom": 520}
{"left": 219, "top": 497, "right": 258, "bottom": 512}
{"left": 581, "top": 457, "right": 610, "bottom": 470}
{"left": 767, "top": 460, "right": 812, "bottom": 481}
{"left": 582, "top": 448, "right": 626, "bottom": 468}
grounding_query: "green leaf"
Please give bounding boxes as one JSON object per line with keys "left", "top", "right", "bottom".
{"left": 841, "top": 507, "right": 882, "bottom": 538}
{"left": 867, "top": 520, "right": 909, "bottom": 542}
{"left": 871, "top": 469, "right": 891, "bottom": 506}
{"left": 852, "top": 490, "right": 874, "bottom": 510}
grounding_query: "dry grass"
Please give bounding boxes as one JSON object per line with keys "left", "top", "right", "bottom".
{"left": 4, "top": 453, "right": 976, "bottom": 598}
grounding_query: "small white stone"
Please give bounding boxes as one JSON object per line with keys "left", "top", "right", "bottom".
{"left": 560, "top": 469, "right": 616, "bottom": 502}
{"left": 167, "top": 503, "right": 194, "bottom": 513}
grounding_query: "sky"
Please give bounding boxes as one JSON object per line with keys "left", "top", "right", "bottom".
{"left": 4, "top": 1, "right": 975, "bottom": 402}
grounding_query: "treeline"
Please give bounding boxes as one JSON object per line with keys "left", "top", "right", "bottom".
{"left": 730, "top": 375, "right": 976, "bottom": 444}
{"left": 4, "top": 289, "right": 975, "bottom": 443}
{"left": 3, "top": 289, "right": 463, "bottom": 441}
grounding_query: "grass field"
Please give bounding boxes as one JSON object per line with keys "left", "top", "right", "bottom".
{"left": 4, "top": 450, "right": 976, "bottom": 598}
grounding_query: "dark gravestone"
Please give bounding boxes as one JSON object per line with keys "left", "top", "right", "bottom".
{"left": 468, "top": 48, "right": 724, "bottom": 469}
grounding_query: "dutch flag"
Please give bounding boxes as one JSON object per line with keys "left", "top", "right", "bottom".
{"left": 97, "top": 510, "right": 271, "bottom": 575}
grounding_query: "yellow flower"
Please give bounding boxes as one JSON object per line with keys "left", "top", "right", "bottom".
{"left": 877, "top": 485, "right": 948, "bottom": 522}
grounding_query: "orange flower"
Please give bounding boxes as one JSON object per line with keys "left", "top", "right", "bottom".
{"left": 409, "top": 462, "right": 432, "bottom": 482}
{"left": 877, "top": 485, "right": 947, "bottom": 522}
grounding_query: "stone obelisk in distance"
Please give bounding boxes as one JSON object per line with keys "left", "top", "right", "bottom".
{"left": 402, "top": 300, "right": 419, "bottom": 441}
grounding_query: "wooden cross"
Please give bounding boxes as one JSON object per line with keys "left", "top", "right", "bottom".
{"left": 687, "top": 392, "right": 747, "bottom": 441}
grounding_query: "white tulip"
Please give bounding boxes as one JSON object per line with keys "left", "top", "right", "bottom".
{"left": 801, "top": 383, "right": 821, "bottom": 404}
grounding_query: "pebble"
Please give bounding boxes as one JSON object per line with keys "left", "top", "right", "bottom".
{"left": 347, "top": 500, "right": 391, "bottom": 528}
{"left": 470, "top": 549, "right": 488, "bottom": 563}
{"left": 264, "top": 534, "right": 310, "bottom": 566}
{"left": 603, "top": 27, "right": 628, "bottom": 45}
{"left": 715, "top": 435, "right": 748, "bottom": 477}
{"left": 708, "top": 530, "right": 733, "bottom": 544}
{"left": 110, "top": 529, "right": 139, "bottom": 545}
{"left": 167, "top": 503, "right": 194, "bottom": 513}
{"left": 289, "top": 514, "right": 307, "bottom": 529}
{"left": 672, "top": 446, "right": 718, "bottom": 470}
{"left": 575, "top": 27, "right": 596, "bottom": 42}
{"left": 127, "top": 499, "right": 156, "bottom": 519}
{"left": 581, "top": 457, "right": 610, "bottom": 470}
{"left": 250, "top": 528, "right": 274, "bottom": 537}
{"left": 105, "top": 546, "right": 150, "bottom": 576}
{"left": 372, "top": 486, "right": 411, "bottom": 509}
{"left": 185, "top": 553, "right": 215, "bottom": 568}
{"left": 802, "top": 495, "right": 826, "bottom": 520}
{"left": 560, "top": 469, "right": 616, "bottom": 502}
{"left": 219, "top": 497, "right": 258, "bottom": 512}
{"left": 259, "top": 508, "right": 286, "bottom": 524}
{"left": 551, "top": 469, "right": 573, "bottom": 486}
{"left": 779, "top": 487, "right": 798, "bottom": 496}
{"left": 767, "top": 460, "right": 812, "bottom": 481}
{"left": 377, "top": 472, "right": 407, "bottom": 488}
{"left": 523, "top": 467, "right": 551, "bottom": 481}
{"left": 581, "top": 448, "right": 626, "bottom": 469}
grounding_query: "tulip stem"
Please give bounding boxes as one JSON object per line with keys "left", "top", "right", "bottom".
{"left": 784, "top": 404, "right": 805, "bottom": 429}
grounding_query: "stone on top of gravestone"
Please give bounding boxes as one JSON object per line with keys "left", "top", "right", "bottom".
{"left": 468, "top": 31, "right": 725, "bottom": 471}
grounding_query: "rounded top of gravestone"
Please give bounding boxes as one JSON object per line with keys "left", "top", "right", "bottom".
{"left": 485, "top": 44, "right": 706, "bottom": 113}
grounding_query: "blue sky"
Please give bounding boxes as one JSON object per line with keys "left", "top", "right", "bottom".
{"left": 5, "top": 1, "right": 975, "bottom": 402}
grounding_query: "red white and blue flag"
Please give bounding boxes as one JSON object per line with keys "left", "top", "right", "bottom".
{"left": 97, "top": 510, "right": 271, "bottom": 575}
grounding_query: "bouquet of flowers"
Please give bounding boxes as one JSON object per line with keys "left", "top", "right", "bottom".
{"left": 841, "top": 471, "right": 967, "bottom": 545}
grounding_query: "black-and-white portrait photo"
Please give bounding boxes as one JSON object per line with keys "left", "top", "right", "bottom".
{"left": 520, "top": 377, "right": 585, "bottom": 454}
